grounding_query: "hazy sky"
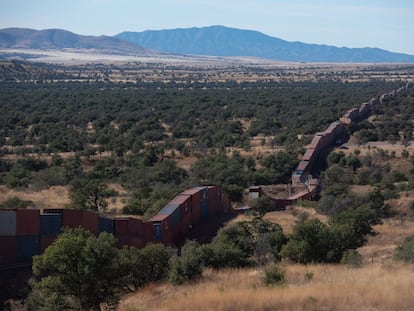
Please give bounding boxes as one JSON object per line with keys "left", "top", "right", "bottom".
{"left": 1, "top": 0, "right": 413, "bottom": 54}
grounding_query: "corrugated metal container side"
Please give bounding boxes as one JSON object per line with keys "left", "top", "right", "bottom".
{"left": 0, "top": 210, "right": 16, "bottom": 236}
{"left": 175, "top": 195, "right": 192, "bottom": 232}
{"left": 40, "top": 214, "right": 62, "bottom": 237}
{"left": 114, "top": 218, "right": 130, "bottom": 237}
{"left": 99, "top": 217, "right": 114, "bottom": 234}
{"left": 116, "top": 236, "right": 130, "bottom": 249}
{"left": 0, "top": 236, "right": 17, "bottom": 264}
{"left": 62, "top": 209, "right": 99, "bottom": 235}
{"left": 16, "top": 209, "right": 40, "bottom": 236}
{"left": 128, "top": 218, "right": 143, "bottom": 237}
{"left": 40, "top": 236, "right": 56, "bottom": 253}
{"left": 223, "top": 192, "right": 231, "bottom": 213}
{"left": 81, "top": 210, "right": 99, "bottom": 235}
{"left": 62, "top": 209, "right": 82, "bottom": 229}
{"left": 128, "top": 237, "right": 145, "bottom": 249}
{"left": 16, "top": 235, "right": 40, "bottom": 262}
{"left": 143, "top": 221, "right": 153, "bottom": 244}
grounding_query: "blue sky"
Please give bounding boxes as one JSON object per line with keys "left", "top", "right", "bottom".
{"left": 1, "top": 0, "right": 413, "bottom": 54}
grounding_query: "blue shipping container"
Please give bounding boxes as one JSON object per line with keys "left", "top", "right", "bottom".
{"left": 16, "top": 235, "right": 40, "bottom": 262}
{"left": 40, "top": 214, "right": 62, "bottom": 237}
{"left": 153, "top": 223, "right": 162, "bottom": 241}
{"left": 171, "top": 209, "right": 182, "bottom": 229}
{"left": 99, "top": 217, "right": 114, "bottom": 234}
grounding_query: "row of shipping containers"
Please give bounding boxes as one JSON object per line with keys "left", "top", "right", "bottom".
{"left": 149, "top": 186, "right": 230, "bottom": 245}
{"left": 1, "top": 186, "right": 231, "bottom": 266}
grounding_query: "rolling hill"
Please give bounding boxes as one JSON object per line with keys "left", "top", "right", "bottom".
{"left": 116, "top": 25, "right": 414, "bottom": 63}
{"left": 0, "top": 28, "right": 156, "bottom": 55}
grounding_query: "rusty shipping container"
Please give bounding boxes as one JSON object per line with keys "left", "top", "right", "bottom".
{"left": 16, "top": 209, "right": 40, "bottom": 236}
{"left": 181, "top": 187, "right": 203, "bottom": 225}
{"left": 62, "top": 209, "right": 99, "bottom": 235}
{"left": 150, "top": 214, "right": 172, "bottom": 244}
{"left": 40, "top": 236, "right": 56, "bottom": 253}
{"left": 81, "top": 210, "right": 99, "bottom": 235}
{"left": 0, "top": 236, "right": 17, "bottom": 265}
{"left": 171, "top": 194, "right": 192, "bottom": 233}
{"left": 0, "top": 210, "right": 16, "bottom": 236}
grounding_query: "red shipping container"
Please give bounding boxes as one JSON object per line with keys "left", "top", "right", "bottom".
{"left": 0, "top": 236, "right": 17, "bottom": 265}
{"left": 62, "top": 209, "right": 82, "bottom": 229}
{"left": 182, "top": 187, "right": 203, "bottom": 225}
{"left": 116, "top": 236, "right": 130, "bottom": 249}
{"left": 114, "top": 218, "right": 144, "bottom": 248}
{"left": 171, "top": 195, "right": 192, "bottom": 233}
{"left": 62, "top": 209, "right": 99, "bottom": 235}
{"left": 128, "top": 218, "right": 143, "bottom": 237}
{"left": 81, "top": 210, "right": 99, "bottom": 236}
{"left": 16, "top": 209, "right": 40, "bottom": 236}
{"left": 40, "top": 236, "right": 56, "bottom": 253}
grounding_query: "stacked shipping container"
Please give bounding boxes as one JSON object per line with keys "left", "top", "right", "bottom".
{"left": 1, "top": 185, "right": 231, "bottom": 266}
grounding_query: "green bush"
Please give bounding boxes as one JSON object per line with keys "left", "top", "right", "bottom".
{"left": 395, "top": 235, "right": 414, "bottom": 263}
{"left": 169, "top": 241, "right": 203, "bottom": 285}
{"left": 263, "top": 265, "right": 285, "bottom": 286}
{"left": 340, "top": 249, "right": 362, "bottom": 268}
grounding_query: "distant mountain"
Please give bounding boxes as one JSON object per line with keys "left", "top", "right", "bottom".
{"left": 116, "top": 25, "right": 414, "bottom": 63}
{"left": 0, "top": 28, "right": 155, "bottom": 55}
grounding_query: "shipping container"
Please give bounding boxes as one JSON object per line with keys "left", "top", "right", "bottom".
{"left": 62, "top": 209, "right": 82, "bottom": 229}
{"left": 172, "top": 194, "right": 192, "bottom": 232}
{"left": 153, "top": 222, "right": 162, "bottom": 242}
{"left": 181, "top": 187, "right": 204, "bottom": 225}
{"left": 16, "top": 235, "right": 40, "bottom": 262}
{"left": 62, "top": 209, "right": 99, "bottom": 235}
{"left": 99, "top": 217, "right": 114, "bottom": 234}
{"left": 81, "top": 210, "right": 99, "bottom": 235}
{"left": 0, "top": 210, "right": 16, "bottom": 236}
{"left": 16, "top": 209, "right": 40, "bottom": 236}
{"left": 200, "top": 188, "right": 209, "bottom": 220}
{"left": 0, "top": 236, "right": 17, "bottom": 264}
{"left": 40, "top": 214, "right": 62, "bottom": 237}
{"left": 114, "top": 217, "right": 142, "bottom": 237}
{"left": 40, "top": 236, "right": 56, "bottom": 253}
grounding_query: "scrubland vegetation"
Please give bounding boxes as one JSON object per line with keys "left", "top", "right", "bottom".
{"left": 2, "top": 61, "right": 414, "bottom": 310}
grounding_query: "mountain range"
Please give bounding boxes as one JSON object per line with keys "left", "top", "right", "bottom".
{"left": 1, "top": 26, "right": 414, "bottom": 63}
{"left": 116, "top": 26, "right": 414, "bottom": 63}
{"left": 0, "top": 28, "right": 154, "bottom": 55}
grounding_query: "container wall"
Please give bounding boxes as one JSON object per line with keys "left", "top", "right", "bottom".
{"left": 81, "top": 210, "right": 99, "bottom": 235}
{"left": 0, "top": 211, "right": 16, "bottom": 236}
{"left": 62, "top": 209, "right": 82, "bottom": 229}
{"left": 114, "top": 218, "right": 129, "bottom": 237}
{"left": 0, "top": 236, "right": 17, "bottom": 264}
{"left": 16, "top": 209, "right": 40, "bottom": 236}
{"left": 40, "top": 236, "right": 56, "bottom": 253}
{"left": 16, "top": 235, "right": 40, "bottom": 262}
{"left": 99, "top": 217, "right": 114, "bottom": 234}
{"left": 40, "top": 214, "right": 62, "bottom": 237}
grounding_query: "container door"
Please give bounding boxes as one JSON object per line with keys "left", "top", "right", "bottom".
{"left": 153, "top": 223, "right": 162, "bottom": 241}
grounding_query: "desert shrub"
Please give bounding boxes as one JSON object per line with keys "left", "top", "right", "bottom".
{"left": 0, "top": 196, "right": 34, "bottom": 209}
{"left": 340, "top": 249, "right": 362, "bottom": 268}
{"left": 263, "top": 265, "right": 285, "bottom": 286}
{"left": 395, "top": 234, "right": 414, "bottom": 263}
{"left": 169, "top": 241, "right": 203, "bottom": 285}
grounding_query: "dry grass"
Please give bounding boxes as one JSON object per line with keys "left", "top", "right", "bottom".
{"left": 119, "top": 263, "right": 414, "bottom": 311}
{"left": 0, "top": 185, "right": 69, "bottom": 209}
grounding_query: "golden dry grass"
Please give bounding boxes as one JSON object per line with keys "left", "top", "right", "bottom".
{"left": 119, "top": 263, "right": 414, "bottom": 311}
{"left": 0, "top": 185, "right": 69, "bottom": 209}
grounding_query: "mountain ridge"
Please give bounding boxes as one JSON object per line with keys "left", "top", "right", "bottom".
{"left": 116, "top": 25, "right": 414, "bottom": 63}
{"left": 0, "top": 27, "right": 156, "bottom": 55}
